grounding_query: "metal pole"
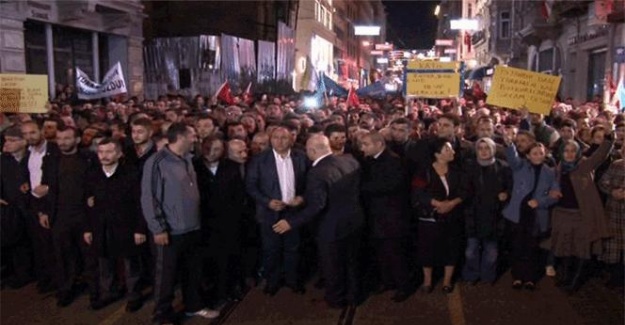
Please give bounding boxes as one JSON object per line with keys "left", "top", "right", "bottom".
{"left": 45, "top": 24, "right": 55, "bottom": 99}
{"left": 92, "top": 32, "right": 100, "bottom": 82}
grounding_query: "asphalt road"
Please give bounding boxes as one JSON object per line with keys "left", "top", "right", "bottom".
{"left": 1, "top": 272, "right": 622, "bottom": 325}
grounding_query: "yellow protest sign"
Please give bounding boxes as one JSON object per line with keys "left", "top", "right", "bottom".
{"left": 405, "top": 61, "right": 460, "bottom": 98}
{"left": 486, "top": 66, "right": 561, "bottom": 115}
{"left": 0, "top": 74, "right": 48, "bottom": 113}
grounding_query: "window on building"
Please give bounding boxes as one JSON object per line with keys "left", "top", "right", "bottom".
{"left": 539, "top": 48, "right": 554, "bottom": 72}
{"left": 468, "top": 4, "right": 472, "bottom": 17}
{"left": 587, "top": 50, "right": 607, "bottom": 100}
{"left": 24, "top": 20, "right": 48, "bottom": 75}
{"left": 499, "top": 11, "right": 511, "bottom": 39}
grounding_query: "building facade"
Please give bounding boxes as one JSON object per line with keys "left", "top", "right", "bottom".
{"left": 0, "top": 0, "right": 145, "bottom": 99}
{"left": 294, "top": 0, "right": 386, "bottom": 90}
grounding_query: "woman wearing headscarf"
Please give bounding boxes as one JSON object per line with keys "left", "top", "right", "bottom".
{"left": 550, "top": 133, "right": 613, "bottom": 293}
{"left": 502, "top": 135, "right": 559, "bottom": 291}
{"left": 462, "top": 138, "right": 512, "bottom": 285}
{"left": 411, "top": 137, "right": 467, "bottom": 294}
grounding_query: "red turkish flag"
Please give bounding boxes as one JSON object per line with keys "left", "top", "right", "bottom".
{"left": 214, "top": 80, "right": 235, "bottom": 105}
{"left": 347, "top": 86, "right": 360, "bottom": 107}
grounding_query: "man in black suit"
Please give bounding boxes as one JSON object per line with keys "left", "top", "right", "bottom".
{"left": 273, "top": 134, "right": 364, "bottom": 308}
{"left": 246, "top": 125, "right": 308, "bottom": 295}
{"left": 21, "top": 120, "right": 60, "bottom": 293}
{"left": 39, "top": 126, "right": 97, "bottom": 307}
{"left": 1, "top": 126, "right": 33, "bottom": 289}
{"left": 359, "top": 132, "right": 411, "bottom": 302}
{"left": 84, "top": 138, "right": 146, "bottom": 312}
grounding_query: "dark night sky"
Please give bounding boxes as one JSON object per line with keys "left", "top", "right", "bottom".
{"left": 382, "top": 1, "right": 439, "bottom": 50}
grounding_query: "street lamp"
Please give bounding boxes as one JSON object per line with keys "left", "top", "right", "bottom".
{"left": 434, "top": 5, "right": 440, "bottom": 17}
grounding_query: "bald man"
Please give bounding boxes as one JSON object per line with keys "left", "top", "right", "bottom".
{"left": 273, "top": 134, "right": 364, "bottom": 308}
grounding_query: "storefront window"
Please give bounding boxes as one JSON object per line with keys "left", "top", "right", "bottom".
{"left": 53, "top": 26, "right": 93, "bottom": 88}
{"left": 24, "top": 20, "right": 48, "bottom": 75}
{"left": 587, "top": 50, "right": 606, "bottom": 100}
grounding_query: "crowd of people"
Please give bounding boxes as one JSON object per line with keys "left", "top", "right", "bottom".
{"left": 0, "top": 88, "right": 624, "bottom": 325}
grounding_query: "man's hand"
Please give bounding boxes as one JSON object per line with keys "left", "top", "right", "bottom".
{"left": 498, "top": 192, "right": 509, "bottom": 202}
{"left": 33, "top": 185, "right": 49, "bottom": 197}
{"left": 272, "top": 220, "right": 292, "bottom": 234}
{"left": 84, "top": 232, "right": 93, "bottom": 245}
{"left": 436, "top": 200, "right": 455, "bottom": 214}
{"left": 154, "top": 232, "right": 169, "bottom": 246}
{"left": 549, "top": 190, "right": 563, "bottom": 200}
{"left": 527, "top": 199, "right": 539, "bottom": 209}
{"left": 134, "top": 233, "right": 147, "bottom": 245}
{"left": 38, "top": 213, "right": 50, "bottom": 229}
{"left": 268, "top": 199, "right": 286, "bottom": 212}
{"left": 87, "top": 196, "right": 95, "bottom": 208}
{"left": 0, "top": 199, "right": 8, "bottom": 206}
{"left": 287, "top": 196, "right": 304, "bottom": 207}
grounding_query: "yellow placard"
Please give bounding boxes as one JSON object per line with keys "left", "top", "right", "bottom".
{"left": 406, "top": 73, "right": 460, "bottom": 98}
{"left": 405, "top": 61, "right": 460, "bottom": 98}
{"left": 0, "top": 74, "right": 48, "bottom": 113}
{"left": 486, "top": 66, "right": 561, "bottom": 115}
{"left": 406, "top": 61, "right": 460, "bottom": 70}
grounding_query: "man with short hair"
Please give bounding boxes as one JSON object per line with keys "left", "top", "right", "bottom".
{"left": 551, "top": 118, "right": 588, "bottom": 162}
{"left": 21, "top": 121, "right": 59, "bottom": 293}
{"left": 227, "top": 121, "right": 248, "bottom": 141}
{"left": 246, "top": 126, "right": 308, "bottom": 296}
{"left": 125, "top": 118, "right": 157, "bottom": 176}
{"left": 324, "top": 123, "right": 350, "bottom": 156}
{"left": 1, "top": 126, "right": 33, "bottom": 289}
{"left": 195, "top": 114, "right": 218, "bottom": 140}
{"left": 388, "top": 118, "right": 414, "bottom": 158}
{"left": 251, "top": 132, "right": 270, "bottom": 156}
{"left": 141, "top": 123, "right": 218, "bottom": 324}
{"left": 85, "top": 138, "right": 146, "bottom": 312}
{"left": 359, "top": 132, "right": 411, "bottom": 302}
{"left": 42, "top": 126, "right": 97, "bottom": 307}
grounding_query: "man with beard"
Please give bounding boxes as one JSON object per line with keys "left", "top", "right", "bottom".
{"left": 325, "top": 123, "right": 350, "bottom": 156}
{"left": 84, "top": 139, "right": 146, "bottom": 312}
{"left": 250, "top": 132, "right": 270, "bottom": 156}
{"left": 387, "top": 118, "right": 415, "bottom": 159}
{"left": 39, "top": 126, "right": 96, "bottom": 307}
{"left": 193, "top": 137, "right": 247, "bottom": 306}
{"left": 142, "top": 123, "right": 218, "bottom": 324}
{"left": 21, "top": 121, "right": 59, "bottom": 293}
{"left": 359, "top": 132, "right": 411, "bottom": 302}
{"left": 125, "top": 118, "right": 157, "bottom": 176}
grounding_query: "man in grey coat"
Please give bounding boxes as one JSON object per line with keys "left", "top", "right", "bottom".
{"left": 141, "top": 123, "right": 219, "bottom": 324}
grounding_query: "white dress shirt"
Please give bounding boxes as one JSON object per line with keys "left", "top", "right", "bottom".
{"left": 273, "top": 149, "right": 296, "bottom": 203}
{"left": 103, "top": 163, "right": 119, "bottom": 178}
{"left": 28, "top": 141, "right": 47, "bottom": 197}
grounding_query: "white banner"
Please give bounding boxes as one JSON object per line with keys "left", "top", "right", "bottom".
{"left": 76, "top": 62, "right": 127, "bottom": 100}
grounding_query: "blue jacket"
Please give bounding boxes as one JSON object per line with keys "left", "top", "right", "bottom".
{"left": 502, "top": 145, "right": 559, "bottom": 232}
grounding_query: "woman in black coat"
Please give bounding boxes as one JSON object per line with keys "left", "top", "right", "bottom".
{"left": 412, "top": 138, "right": 466, "bottom": 294}
{"left": 193, "top": 136, "right": 247, "bottom": 305}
